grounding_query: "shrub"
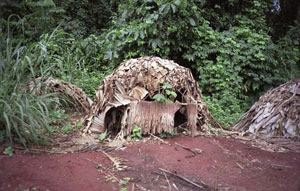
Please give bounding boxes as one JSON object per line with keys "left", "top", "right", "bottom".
{"left": 203, "top": 91, "right": 250, "bottom": 129}
{"left": 24, "top": 28, "right": 112, "bottom": 98}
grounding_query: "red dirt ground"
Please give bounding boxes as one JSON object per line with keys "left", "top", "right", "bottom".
{"left": 1, "top": 136, "right": 300, "bottom": 191}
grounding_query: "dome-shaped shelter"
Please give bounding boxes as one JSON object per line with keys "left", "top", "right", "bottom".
{"left": 82, "top": 56, "right": 215, "bottom": 138}
{"left": 233, "top": 79, "right": 300, "bottom": 138}
{"left": 29, "top": 77, "right": 93, "bottom": 113}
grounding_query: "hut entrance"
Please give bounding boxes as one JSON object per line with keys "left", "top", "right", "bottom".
{"left": 103, "top": 101, "right": 197, "bottom": 137}
{"left": 104, "top": 106, "right": 126, "bottom": 136}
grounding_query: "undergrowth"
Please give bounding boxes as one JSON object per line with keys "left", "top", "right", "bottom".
{"left": 0, "top": 29, "right": 59, "bottom": 147}
{"left": 203, "top": 91, "right": 250, "bottom": 129}
{"left": 0, "top": 15, "right": 111, "bottom": 147}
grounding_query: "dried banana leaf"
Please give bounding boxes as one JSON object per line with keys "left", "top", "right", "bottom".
{"left": 83, "top": 56, "right": 218, "bottom": 137}
{"left": 233, "top": 79, "right": 300, "bottom": 138}
{"left": 29, "top": 77, "right": 92, "bottom": 113}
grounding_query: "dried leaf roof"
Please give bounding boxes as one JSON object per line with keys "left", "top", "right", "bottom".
{"left": 233, "top": 79, "right": 300, "bottom": 138}
{"left": 29, "top": 77, "right": 93, "bottom": 113}
{"left": 83, "top": 56, "right": 215, "bottom": 136}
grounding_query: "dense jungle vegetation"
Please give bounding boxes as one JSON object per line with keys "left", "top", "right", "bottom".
{"left": 0, "top": 0, "right": 299, "bottom": 147}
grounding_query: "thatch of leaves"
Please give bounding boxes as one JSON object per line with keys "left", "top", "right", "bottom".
{"left": 233, "top": 79, "right": 300, "bottom": 138}
{"left": 83, "top": 56, "right": 215, "bottom": 138}
{"left": 29, "top": 77, "right": 93, "bottom": 113}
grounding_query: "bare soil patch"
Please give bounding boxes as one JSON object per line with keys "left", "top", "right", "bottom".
{"left": 1, "top": 136, "right": 300, "bottom": 191}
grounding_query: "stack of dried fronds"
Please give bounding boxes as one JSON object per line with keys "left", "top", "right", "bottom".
{"left": 29, "top": 77, "right": 93, "bottom": 113}
{"left": 233, "top": 79, "right": 300, "bottom": 138}
{"left": 83, "top": 56, "right": 216, "bottom": 137}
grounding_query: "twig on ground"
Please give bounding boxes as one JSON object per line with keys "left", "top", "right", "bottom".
{"left": 149, "top": 133, "right": 171, "bottom": 146}
{"left": 155, "top": 175, "right": 160, "bottom": 181}
{"left": 271, "top": 164, "right": 293, "bottom": 169}
{"left": 236, "top": 162, "right": 244, "bottom": 170}
{"left": 175, "top": 142, "right": 202, "bottom": 157}
{"left": 132, "top": 183, "right": 135, "bottom": 191}
{"left": 159, "top": 168, "right": 204, "bottom": 189}
{"left": 135, "top": 184, "right": 147, "bottom": 191}
{"left": 14, "top": 146, "right": 53, "bottom": 153}
{"left": 172, "top": 183, "right": 178, "bottom": 190}
{"left": 164, "top": 172, "right": 172, "bottom": 191}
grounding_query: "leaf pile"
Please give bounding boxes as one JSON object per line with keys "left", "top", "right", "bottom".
{"left": 233, "top": 79, "right": 300, "bottom": 138}
{"left": 83, "top": 56, "right": 217, "bottom": 137}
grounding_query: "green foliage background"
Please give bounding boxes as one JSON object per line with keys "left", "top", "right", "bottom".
{"left": 0, "top": 0, "right": 299, "bottom": 145}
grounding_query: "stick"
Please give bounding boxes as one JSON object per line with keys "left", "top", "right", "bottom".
{"left": 175, "top": 142, "right": 202, "bottom": 156}
{"left": 236, "top": 162, "right": 244, "bottom": 170}
{"left": 135, "top": 184, "right": 147, "bottom": 191}
{"left": 150, "top": 133, "right": 171, "bottom": 146}
{"left": 159, "top": 168, "right": 204, "bottom": 189}
{"left": 14, "top": 146, "right": 53, "bottom": 153}
{"left": 271, "top": 164, "right": 293, "bottom": 169}
{"left": 175, "top": 142, "right": 196, "bottom": 155}
{"left": 172, "top": 183, "right": 178, "bottom": 190}
{"left": 164, "top": 172, "right": 172, "bottom": 191}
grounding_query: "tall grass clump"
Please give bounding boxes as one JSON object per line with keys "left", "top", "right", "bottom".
{"left": 0, "top": 16, "right": 111, "bottom": 147}
{"left": 0, "top": 17, "right": 62, "bottom": 148}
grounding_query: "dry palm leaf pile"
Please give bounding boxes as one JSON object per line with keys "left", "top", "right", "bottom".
{"left": 83, "top": 56, "right": 216, "bottom": 138}
{"left": 29, "top": 77, "right": 93, "bottom": 113}
{"left": 233, "top": 79, "right": 300, "bottom": 139}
